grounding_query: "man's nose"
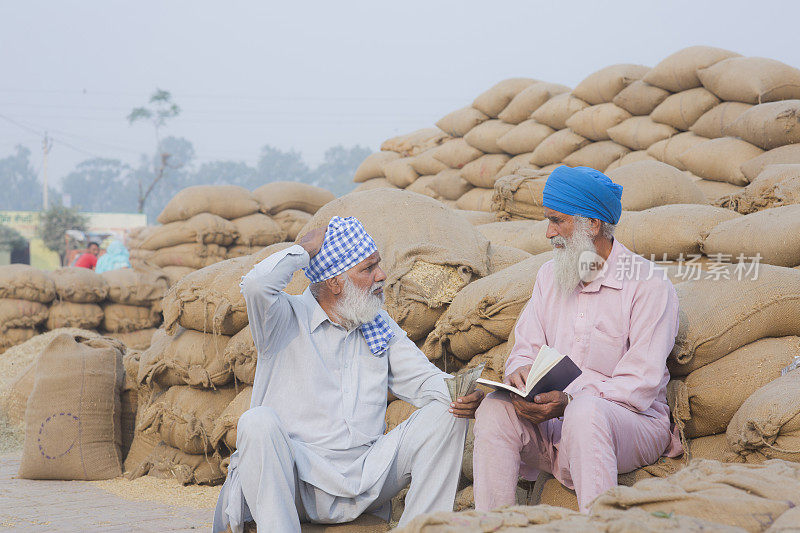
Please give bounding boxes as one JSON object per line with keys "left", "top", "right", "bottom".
{"left": 546, "top": 222, "right": 559, "bottom": 239}
{"left": 374, "top": 266, "right": 387, "bottom": 283}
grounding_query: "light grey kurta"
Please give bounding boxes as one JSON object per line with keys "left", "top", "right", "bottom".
{"left": 213, "top": 245, "right": 466, "bottom": 532}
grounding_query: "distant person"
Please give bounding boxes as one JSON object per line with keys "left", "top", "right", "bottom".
{"left": 73, "top": 241, "right": 100, "bottom": 270}
{"left": 95, "top": 240, "right": 131, "bottom": 274}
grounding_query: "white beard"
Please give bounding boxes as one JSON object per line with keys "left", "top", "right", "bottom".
{"left": 334, "top": 275, "right": 385, "bottom": 330}
{"left": 551, "top": 218, "right": 598, "bottom": 296}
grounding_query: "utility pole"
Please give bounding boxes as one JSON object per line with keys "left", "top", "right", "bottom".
{"left": 42, "top": 133, "right": 53, "bottom": 210}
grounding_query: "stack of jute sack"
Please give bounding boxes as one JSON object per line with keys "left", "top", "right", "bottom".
{"left": 100, "top": 265, "right": 169, "bottom": 350}
{"left": 0, "top": 265, "right": 56, "bottom": 354}
{"left": 352, "top": 46, "right": 800, "bottom": 211}
{"left": 127, "top": 182, "right": 334, "bottom": 287}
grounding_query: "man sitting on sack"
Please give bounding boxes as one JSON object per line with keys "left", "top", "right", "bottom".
{"left": 213, "top": 216, "right": 484, "bottom": 533}
{"left": 472, "top": 165, "right": 683, "bottom": 513}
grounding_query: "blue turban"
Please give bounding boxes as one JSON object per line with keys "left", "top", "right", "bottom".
{"left": 542, "top": 166, "right": 623, "bottom": 224}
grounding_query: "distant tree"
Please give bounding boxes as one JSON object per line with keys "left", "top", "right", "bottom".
{"left": 37, "top": 204, "right": 89, "bottom": 263}
{"left": 127, "top": 88, "right": 182, "bottom": 214}
{"left": 0, "top": 224, "right": 27, "bottom": 250}
{"left": 0, "top": 145, "right": 59, "bottom": 211}
{"left": 310, "top": 145, "right": 372, "bottom": 196}
{"left": 255, "top": 145, "right": 310, "bottom": 185}
{"left": 61, "top": 158, "right": 137, "bottom": 213}
{"left": 192, "top": 160, "right": 258, "bottom": 189}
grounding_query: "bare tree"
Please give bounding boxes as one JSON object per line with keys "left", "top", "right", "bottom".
{"left": 127, "top": 89, "right": 181, "bottom": 214}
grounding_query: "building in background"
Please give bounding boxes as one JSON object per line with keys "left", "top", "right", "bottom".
{"left": 0, "top": 210, "right": 146, "bottom": 270}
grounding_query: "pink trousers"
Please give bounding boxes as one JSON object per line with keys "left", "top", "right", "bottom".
{"left": 473, "top": 392, "right": 671, "bottom": 512}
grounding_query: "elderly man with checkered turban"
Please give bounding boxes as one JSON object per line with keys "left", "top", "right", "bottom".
{"left": 213, "top": 216, "right": 482, "bottom": 533}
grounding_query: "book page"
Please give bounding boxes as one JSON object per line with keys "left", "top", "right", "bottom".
{"left": 525, "top": 345, "right": 563, "bottom": 396}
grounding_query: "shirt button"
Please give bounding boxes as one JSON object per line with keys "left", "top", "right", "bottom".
{"left": 575, "top": 338, "right": 580, "bottom": 343}
{"left": 578, "top": 313, "right": 584, "bottom": 318}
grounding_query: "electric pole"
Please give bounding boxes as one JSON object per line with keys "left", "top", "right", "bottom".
{"left": 42, "top": 133, "right": 53, "bottom": 210}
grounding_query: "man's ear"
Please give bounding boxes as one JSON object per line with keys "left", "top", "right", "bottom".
{"left": 327, "top": 275, "right": 344, "bottom": 296}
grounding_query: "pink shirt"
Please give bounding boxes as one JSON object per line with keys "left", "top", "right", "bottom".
{"left": 506, "top": 239, "right": 680, "bottom": 424}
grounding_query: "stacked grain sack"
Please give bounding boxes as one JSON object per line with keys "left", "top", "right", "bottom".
{"left": 0, "top": 265, "right": 56, "bottom": 354}
{"left": 48, "top": 267, "right": 108, "bottom": 332}
{"left": 101, "top": 265, "right": 169, "bottom": 350}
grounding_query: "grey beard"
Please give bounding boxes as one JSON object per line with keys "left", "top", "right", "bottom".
{"left": 551, "top": 218, "right": 597, "bottom": 296}
{"left": 334, "top": 275, "right": 385, "bottom": 330}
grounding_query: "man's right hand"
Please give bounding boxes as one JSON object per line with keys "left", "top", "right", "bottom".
{"left": 298, "top": 228, "right": 326, "bottom": 259}
{"left": 507, "top": 364, "right": 531, "bottom": 391}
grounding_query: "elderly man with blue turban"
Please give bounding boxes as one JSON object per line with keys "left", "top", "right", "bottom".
{"left": 213, "top": 216, "right": 482, "bottom": 533}
{"left": 473, "top": 166, "right": 683, "bottom": 513}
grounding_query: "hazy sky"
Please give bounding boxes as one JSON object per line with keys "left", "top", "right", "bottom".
{"left": 2, "top": 0, "right": 799, "bottom": 187}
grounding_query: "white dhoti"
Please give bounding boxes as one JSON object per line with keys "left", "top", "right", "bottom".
{"left": 213, "top": 400, "right": 467, "bottom": 533}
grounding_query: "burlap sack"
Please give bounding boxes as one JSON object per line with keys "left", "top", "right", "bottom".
{"left": 128, "top": 440, "right": 226, "bottom": 485}
{"left": 562, "top": 141, "right": 630, "bottom": 171}
{"left": 0, "top": 328, "right": 37, "bottom": 354}
{"left": 46, "top": 301, "right": 104, "bottom": 330}
{"left": 161, "top": 265, "right": 195, "bottom": 287}
{"left": 496, "top": 120, "right": 554, "bottom": 155}
{"left": 0, "top": 265, "right": 55, "bottom": 303}
{"left": 565, "top": 103, "right": 631, "bottom": 141}
{"left": 225, "top": 246, "right": 260, "bottom": 259}
{"left": 694, "top": 178, "right": 744, "bottom": 203}
{"left": 698, "top": 56, "right": 800, "bottom": 104}
{"left": 435, "top": 106, "right": 489, "bottom": 137}
{"left": 703, "top": 204, "right": 800, "bottom": 267}
{"left": 497, "top": 82, "right": 570, "bottom": 125}
{"left": 51, "top": 267, "right": 109, "bottom": 303}
{"left": 385, "top": 400, "right": 417, "bottom": 433}
{"left": 18, "top": 334, "right": 125, "bottom": 480}
{"left": 210, "top": 386, "right": 252, "bottom": 452}
{"left": 477, "top": 220, "right": 551, "bottom": 255}
{"left": 650, "top": 88, "right": 720, "bottom": 131}
{"left": 669, "top": 264, "right": 800, "bottom": 376}
{"left": 612, "top": 80, "right": 670, "bottom": 116}
{"left": 467, "top": 342, "right": 510, "bottom": 390}
{"left": 149, "top": 243, "right": 227, "bottom": 269}
{"left": 353, "top": 151, "right": 400, "bottom": 183}
{"left": 642, "top": 433, "right": 734, "bottom": 479}
{"left": 405, "top": 175, "right": 438, "bottom": 199}
{"left": 456, "top": 188, "right": 495, "bottom": 212}
{"left": 724, "top": 100, "right": 800, "bottom": 151}
{"left": 740, "top": 144, "right": 800, "bottom": 183}
{"left": 691, "top": 101, "right": 753, "bottom": 139}
{"left": 606, "top": 161, "right": 706, "bottom": 211}
{"left": 410, "top": 150, "right": 448, "bottom": 176}
{"left": 608, "top": 116, "right": 678, "bottom": 151}
{"left": 108, "top": 328, "right": 157, "bottom": 351}
{"left": 463, "top": 120, "right": 515, "bottom": 154}
{"left": 137, "top": 384, "right": 237, "bottom": 454}
{"left": 488, "top": 246, "right": 532, "bottom": 274}
{"left": 492, "top": 169, "right": 549, "bottom": 221}
{"left": 605, "top": 150, "right": 657, "bottom": 171}
{"left": 423, "top": 252, "right": 553, "bottom": 361}
{"left": 102, "top": 265, "right": 168, "bottom": 307}
{"left": 139, "top": 213, "right": 238, "bottom": 250}
{"left": 531, "top": 93, "right": 589, "bottom": 130}
{"left": 452, "top": 209, "right": 496, "bottom": 226}
{"left": 138, "top": 327, "right": 232, "bottom": 389}
{"left": 669, "top": 336, "right": 800, "bottom": 440}
{"left": 718, "top": 164, "right": 800, "bottom": 214}
{"left": 0, "top": 299, "right": 48, "bottom": 332}
{"left": 382, "top": 157, "right": 419, "bottom": 188}
{"left": 353, "top": 178, "right": 397, "bottom": 193}
{"left": 158, "top": 185, "right": 260, "bottom": 224}
{"left": 229, "top": 213, "right": 286, "bottom": 247}
{"left": 121, "top": 351, "right": 140, "bottom": 459}
{"left": 534, "top": 468, "right": 656, "bottom": 511}
{"left": 254, "top": 181, "right": 335, "bottom": 215}
{"left": 572, "top": 64, "right": 650, "bottom": 105}
{"left": 647, "top": 131, "right": 709, "bottom": 170}
{"left": 102, "top": 303, "right": 160, "bottom": 333}
{"left": 530, "top": 129, "right": 590, "bottom": 167}
{"left": 677, "top": 137, "right": 764, "bottom": 186}
{"left": 381, "top": 128, "right": 451, "bottom": 157}
{"left": 3, "top": 360, "right": 36, "bottom": 426}
{"left": 615, "top": 204, "right": 740, "bottom": 260}
{"left": 430, "top": 170, "right": 473, "bottom": 201}
{"left": 432, "top": 138, "right": 482, "bottom": 169}
{"left": 498, "top": 153, "right": 537, "bottom": 178}
{"left": 592, "top": 459, "right": 800, "bottom": 531}
{"left": 125, "top": 226, "right": 151, "bottom": 249}
{"left": 273, "top": 209, "right": 312, "bottom": 241}
{"left": 460, "top": 154, "right": 510, "bottom": 188}
{"left": 643, "top": 46, "right": 741, "bottom": 92}
{"left": 471, "top": 78, "right": 538, "bottom": 118}
{"left": 128, "top": 248, "right": 154, "bottom": 266}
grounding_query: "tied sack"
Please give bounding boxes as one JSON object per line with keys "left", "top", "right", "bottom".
{"left": 605, "top": 161, "right": 707, "bottom": 211}
{"left": 18, "top": 334, "right": 126, "bottom": 480}
{"left": 101, "top": 265, "right": 169, "bottom": 307}
{"left": 102, "top": 303, "right": 160, "bottom": 333}
{"left": 253, "top": 181, "right": 335, "bottom": 215}
{"left": 51, "top": 267, "right": 109, "bottom": 303}
{"left": 492, "top": 168, "right": 550, "bottom": 221}
{"left": 210, "top": 386, "right": 252, "bottom": 452}
{"left": 0, "top": 299, "right": 48, "bottom": 332}
{"left": 138, "top": 213, "right": 238, "bottom": 250}
{"left": 157, "top": 185, "right": 260, "bottom": 224}
{"left": 230, "top": 213, "right": 287, "bottom": 247}
{"left": 149, "top": 243, "right": 227, "bottom": 269}
{"left": 0, "top": 264, "right": 55, "bottom": 303}
{"left": 423, "top": 252, "right": 553, "bottom": 362}
{"left": 127, "top": 441, "right": 226, "bottom": 486}
{"left": 300, "top": 189, "right": 491, "bottom": 342}
{"left": 138, "top": 327, "right": 232, "bottom": 389}
{"left": 46, "top": 301, "right": 104, "bottom": 330}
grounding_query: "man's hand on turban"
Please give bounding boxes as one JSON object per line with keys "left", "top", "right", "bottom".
{"left": 450, "top": 389, "right": 485, "bottom": 419}
{"left": 511, "top": 390, "right": 568, "bottom": 425}
{"left": 298, "top": 227, "right": 327, "bottom": 259}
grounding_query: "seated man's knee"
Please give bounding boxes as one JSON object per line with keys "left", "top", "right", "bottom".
{"left": 562, "top": 395, "right": 610, "bottom": 437}
{"left": 237, "top": 406, "right": 282, "bottom": 444}
{"left": 474, "top": 392, "right": 516, "bottom": 440}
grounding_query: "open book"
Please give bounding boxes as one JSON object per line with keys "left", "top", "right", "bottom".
{"left": 476, "top": 345, "right": 581, "bottom": 402}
